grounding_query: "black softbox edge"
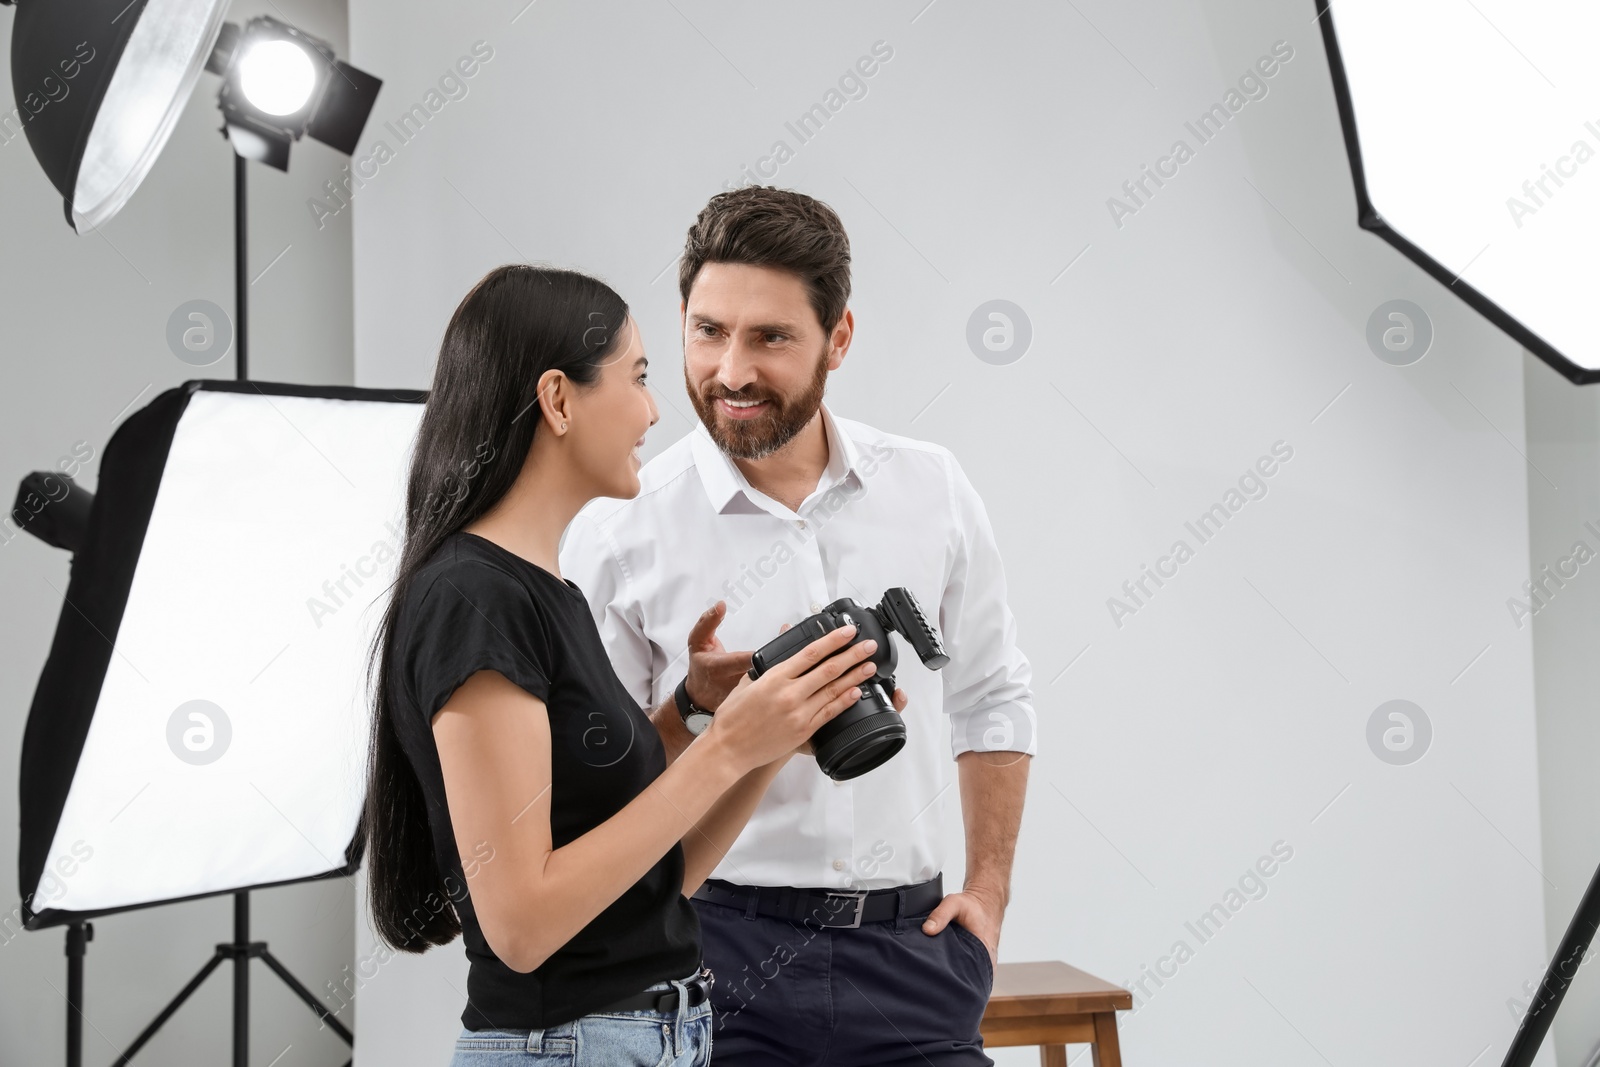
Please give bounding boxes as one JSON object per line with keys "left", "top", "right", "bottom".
{"left": 19, "top": 379, "right": 426, "bottom": 931}
{"left": 1314, "top": 0, "right": 1599, "bottom": 385}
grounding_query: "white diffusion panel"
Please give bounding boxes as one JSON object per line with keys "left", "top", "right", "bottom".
{"left": 1332, "top": 0, "right": 1600, "bottom": 369}
{"left": 43, "top": 390, "right": 422, "bottom": 912}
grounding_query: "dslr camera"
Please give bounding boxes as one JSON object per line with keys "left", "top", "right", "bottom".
{"left": 747, "top": 587, "right": 949, "bottom": 780}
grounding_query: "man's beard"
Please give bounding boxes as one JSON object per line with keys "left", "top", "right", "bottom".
{"left": 686, "top": 348, "right": 829, "bottom": 460}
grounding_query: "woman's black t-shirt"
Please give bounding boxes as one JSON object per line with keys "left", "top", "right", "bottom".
{"left": 387, "top": 530, "right": 701, "bottom": 1030}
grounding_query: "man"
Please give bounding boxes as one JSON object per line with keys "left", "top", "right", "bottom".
{"left": 559, "top": 185, "right": 1035, "bottom": 1066}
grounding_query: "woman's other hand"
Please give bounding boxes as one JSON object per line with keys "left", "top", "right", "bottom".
{"left": 771, "top": 620, "right": 907, "bottom": 757}
{"left": 704, "top": 622, "right": 879, "bottom": 773}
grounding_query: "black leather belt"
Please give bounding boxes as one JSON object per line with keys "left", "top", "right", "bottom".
{"left": 692, "top": 872, "right": 943, "bottom": 928}
{"left": 597, "top": 966, "right": 713, "bottom": 1014}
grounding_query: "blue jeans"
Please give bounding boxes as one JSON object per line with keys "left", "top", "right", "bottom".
{"left": 449, "top": 971, "right": 712, "bottom": 1066}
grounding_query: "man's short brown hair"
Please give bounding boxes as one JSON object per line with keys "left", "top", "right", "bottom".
{"left": 679, "top": 186, "right": 852, "bottom": 334}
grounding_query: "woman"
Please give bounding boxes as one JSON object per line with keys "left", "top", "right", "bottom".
{"left": 361, "top": 264, "right": 891, "bottom": 1065}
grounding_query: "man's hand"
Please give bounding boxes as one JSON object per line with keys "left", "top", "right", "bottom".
{"left": 650, "top": 603, "right": 751, "bottom": 765}
{"left": 920, "top": 885, "right": 1003, "bottom": 972}
{"left": 683, "top": 601, "right": 756, "bottom": 711}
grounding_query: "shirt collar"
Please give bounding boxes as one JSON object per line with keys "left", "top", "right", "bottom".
{"left": 690, "top": 399, "right": 863, "bottom": 516}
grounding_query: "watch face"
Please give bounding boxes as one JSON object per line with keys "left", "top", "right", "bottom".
{"left": 685, "top": 711, "right": 715, "bottom": 736}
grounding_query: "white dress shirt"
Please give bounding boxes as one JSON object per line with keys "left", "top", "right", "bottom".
{"left": 558, "top": 400, "right": 1035, "bottom": 890}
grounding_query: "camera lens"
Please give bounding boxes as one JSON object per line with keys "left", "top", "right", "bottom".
{"left": 811, "top": 682, "right": 905, "bottom": 780}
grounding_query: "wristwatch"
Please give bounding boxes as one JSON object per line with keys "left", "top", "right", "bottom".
{"left": 674, "top": 675, "right": 715, "bottom": 736}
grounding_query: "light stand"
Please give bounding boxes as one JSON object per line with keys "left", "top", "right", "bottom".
{"left": 57, "top": 144, "right": 346, "bottom": 1067}
{"left": 1500, "top": 862, "right": 1600, "bottom": 1067}
{"left": 236, "top": 153, "right": 248, "bottom": 382}
{"left": 4, "top": 5, "right": 383, "bottom": 1065}
{"left": 46, "top": 116, "right": 347, "bottom": 1067}
{"left": 100, "top": 893, "right": 353, "bottom": 1067}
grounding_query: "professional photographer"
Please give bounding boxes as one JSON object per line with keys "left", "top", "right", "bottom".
{"left": 563, "top": 186, "right": 1038, "bottom": 1066}
{"left": 362, "top": 264, "right": 891, "bottom": 1066}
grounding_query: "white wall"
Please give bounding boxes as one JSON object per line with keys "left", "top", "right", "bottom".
{"left": 346, "top": 1, "right": 1560, "bottom": 1064}
{"left": 0, "top": 1, "right": 360, "bottom": 1064}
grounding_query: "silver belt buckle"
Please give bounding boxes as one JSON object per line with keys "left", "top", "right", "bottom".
{"left": 824, "top": 890, "right": 868, "bottom": 928}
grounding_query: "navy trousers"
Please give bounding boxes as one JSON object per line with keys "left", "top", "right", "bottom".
{"left": 691, "top": 882, "right": 994, "bottom": 1066}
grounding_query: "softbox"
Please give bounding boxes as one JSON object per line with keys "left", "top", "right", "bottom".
{"left": 18, "top": 380, "right": 424, "bottom": 928}
{"left": 1318, "top": 0, "right": 1600, "bottom": 382}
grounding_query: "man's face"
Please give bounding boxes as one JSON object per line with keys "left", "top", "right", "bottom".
{"left": 681, "top": 262, "right": 847, "bottom": 460}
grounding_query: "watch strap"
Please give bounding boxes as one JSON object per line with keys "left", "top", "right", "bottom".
{"left": 674, "top": 674, "right": 709, "bottom": 721}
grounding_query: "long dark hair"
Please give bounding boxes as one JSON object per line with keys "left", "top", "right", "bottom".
{"left": 360, "top": 264, "right": 630, "bottom": 951}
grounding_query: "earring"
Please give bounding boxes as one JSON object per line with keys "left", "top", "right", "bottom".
{"left": 559, "top": 422, "right": 567, "bottom": 431}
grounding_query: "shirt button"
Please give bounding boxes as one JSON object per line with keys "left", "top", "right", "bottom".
{"left": 810, "top": 602, "right": 822, "bottom": 613}
{"left": 832, "top": 859, "right": 845, "bottom": 871}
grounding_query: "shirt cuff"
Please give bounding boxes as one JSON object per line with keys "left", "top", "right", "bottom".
{"left": 948, "top": 699, "right": 1037, "bottom": 759}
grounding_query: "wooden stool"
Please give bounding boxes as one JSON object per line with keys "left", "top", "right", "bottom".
{"left": 979, "top": 961, "right": 1133, "bottom": 1066}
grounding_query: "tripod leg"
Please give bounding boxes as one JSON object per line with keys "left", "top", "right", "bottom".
{"left": 257, "top": 950, "right": 354, "bottom": 1045}
{"left": 112, "top": 951, "right": 229, "bottom": 1066}
{"left": 99, "top": 887, "right": 354, "bottom": 1066}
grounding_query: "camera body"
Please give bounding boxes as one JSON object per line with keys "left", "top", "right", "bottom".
{"left": 747, "top": 587, "right": 949, "bottom": 780}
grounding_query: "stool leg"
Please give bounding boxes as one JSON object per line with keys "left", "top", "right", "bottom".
{"left": 1039, "top": 1046, "right": 1068, "bottom": 1067}
{"left": 1090, "top": 1012, "right": 1122, "bottom": 1067}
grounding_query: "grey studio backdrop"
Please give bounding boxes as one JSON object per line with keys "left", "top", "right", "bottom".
{"left": 340, "top": 1, "right": 1594, "bottom": 1065}
{"left": 1, "top": 1, "right": 1584, "bottom": 1066}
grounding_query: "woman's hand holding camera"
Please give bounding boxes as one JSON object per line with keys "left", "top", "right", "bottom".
{"left": 682, "top": 601, "right": 910, "bottom": 767}
{"left": 703, "top": 622, "right": 879, "bottom": 774}
{"left": 771, "top": 620, "right": 907, "bottom": 756}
